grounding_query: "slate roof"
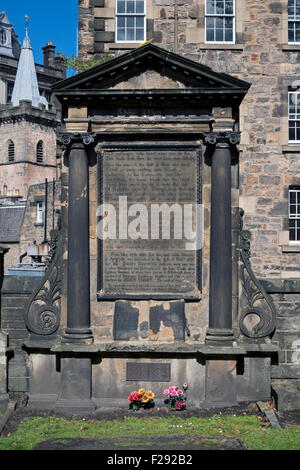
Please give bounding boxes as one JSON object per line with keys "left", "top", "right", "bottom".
{"left": 0, "top": 205, "right": 25, "bottom": 243}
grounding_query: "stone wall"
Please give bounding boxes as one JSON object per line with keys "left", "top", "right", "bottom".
{"left": 77, "top": 0, "right": 300, "bottom": 281}
{"left": 78, "top": 0, "right": 96, "bottom": 58}
{"left": 1, "top": 276, "right": 40, "bottom": 393}
{"left": 259, "top": 279, "right": 300, "bottom": 410}
{"left": 1, "top": 244, "right": 20, "bottom": 274}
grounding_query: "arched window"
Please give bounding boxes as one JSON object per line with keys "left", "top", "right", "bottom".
{"left": 8, "top": 140, "right": 15, "bottom": 162}
{"left": 36, "top": 141, "right": 44, "bottom": 163}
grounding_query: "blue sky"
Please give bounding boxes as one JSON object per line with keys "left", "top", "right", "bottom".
{"left": 4, "top": 1, "right": 78, "bottom": 65}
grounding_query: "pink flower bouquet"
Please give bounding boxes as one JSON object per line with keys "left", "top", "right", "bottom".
{"left": 163, "top": 383, "right": 188, "bottom": 411}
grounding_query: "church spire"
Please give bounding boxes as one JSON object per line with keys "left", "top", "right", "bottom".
{"left": 11, "top": 16, "right": 48, "bottom": 110}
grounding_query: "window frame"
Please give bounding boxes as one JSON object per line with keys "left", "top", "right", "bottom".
{"left": 36, "top": 140, "right": 44, "bottom": 164}
{"left": 0, "top": 29, "right": 7, "bottom": 46}
{"left": 115, "top": 0, "right": 146, "bottom": 44}
{"left": 288, "top": 91, "right": 300, "bottom": 143}
{"left": 288, "top": 0, "right": 300, "bottom": 45}
{"left": 6, "top": 82, "right": 14, "bottom": 103}
{"left": 8, "top": 140, "right": 15, "bottom": 162}
{"left": 205, "top": 0, "right": 236, "bottom": 45}
{"left": 289, "top": 186, "right": 300, "bottom": 245}
{"left": 36, "top": 201, "right": 43, "bottom": 224}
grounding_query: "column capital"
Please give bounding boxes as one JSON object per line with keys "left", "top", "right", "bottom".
{"left": 202, "top": 131, "right": 240, "bottom": 147}
{"left": 57, "top": 132, "right": 96, "bottom": 150}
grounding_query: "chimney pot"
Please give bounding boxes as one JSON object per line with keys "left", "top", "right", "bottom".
{"left": 42, "top": 42, "right": 56, "bottom": 68}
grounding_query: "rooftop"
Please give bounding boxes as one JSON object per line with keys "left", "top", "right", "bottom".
{"left": 0, "top": 204, "right": 25, "bottom": 243}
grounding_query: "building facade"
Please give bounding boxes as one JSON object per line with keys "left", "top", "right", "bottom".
{"left": 0, "top": 13, "right": 64, "bottom": 272}
{"left": 0, "top": 13, "right": 63, "bottom": 201}
{"left": 78, "top": 0, "right": 300, "bottom": 280}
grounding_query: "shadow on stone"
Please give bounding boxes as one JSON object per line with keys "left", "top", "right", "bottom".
{"left": 34, "top": 435, "right": 247, "bottom": 450}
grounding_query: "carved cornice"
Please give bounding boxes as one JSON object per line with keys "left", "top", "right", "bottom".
{"left": 0, "top": 114, "right": 59, "bottom": 128}
{"left": 202, "top": 131, "right": 240, "bottom": 147}
{"left": 57, "top": 132, "right": 96, "bottom": 150}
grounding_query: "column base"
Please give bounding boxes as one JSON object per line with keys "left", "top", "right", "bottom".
{"left": 57, "top": 356, "right": 94, "bottom": 413}
{"left": 205, "top": 328, "right": 235, "bottom": 346}
{"left": 205, "top": 359, "right": 239, "bottom": 407}
{"left": 62, "top": 328, "right": 94, "bottom": 344}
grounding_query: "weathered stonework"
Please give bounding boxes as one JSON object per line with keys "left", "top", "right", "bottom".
{"left": 1, "top": 276, "right": 40, "bottom": 393}
{"left": 78, "top": 0, "right": 300, "bottom": 281}
{"left": 0, "top": 100, "right": 60, "bottom": 199}
{"left": 2, "top": 2, "right": 300, "bottom": 411}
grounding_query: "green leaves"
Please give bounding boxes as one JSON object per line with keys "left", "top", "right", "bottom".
{"left": 56, "top": 53, "right": 114, "bottom": 75}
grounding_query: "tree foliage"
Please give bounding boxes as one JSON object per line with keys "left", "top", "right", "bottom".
{"left": 57, "top": 53, "right": 113, "bottom": 75}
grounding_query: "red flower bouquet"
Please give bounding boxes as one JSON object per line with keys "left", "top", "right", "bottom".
{"left": 128, "top": 389, "right": 155, "bottom": 411}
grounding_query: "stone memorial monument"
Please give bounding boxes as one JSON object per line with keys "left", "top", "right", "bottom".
{"left": 1, "top": 45, "right": 279, "bottom": 410}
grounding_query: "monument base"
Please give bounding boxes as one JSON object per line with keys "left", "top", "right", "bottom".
{"left": 55, "top": 399, "right": 97, "bottom": 413}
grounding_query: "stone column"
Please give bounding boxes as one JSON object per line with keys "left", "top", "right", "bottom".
{"left": 60, "top": 133, "right": 95, "bottom": 344}
{"left": 54, "top": 135, "right": 96, "bottom": 413}
{"left": 204, "top": 132, "right": 240, "bottom": 345}
{"left": 0, "top": 246, "right": 9, "bottom": 405}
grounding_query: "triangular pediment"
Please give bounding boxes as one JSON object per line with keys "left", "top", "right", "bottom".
{"left": 109, "top": 69, "right": 187, "bottom": 90}
{"left": 53, "top": 43, "right": 250, "bottom": 94}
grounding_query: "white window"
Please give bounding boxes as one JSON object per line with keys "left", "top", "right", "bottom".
{"left": 288, "top": 0, "right": 300, "bottom": 43}
{"left": 289, "top": 187, "right": 300, "bottom": 244}
{"left": 205, "top": 0, "right": 235, "bottom": 44}
{"left": 37, "top": 202, "right": 43, "bottom": 223}
{"left": 116, "top": 0, "right": 146, "bottom": 42}
{"left": 0, "top": 29, "right": 7, "bottom": 45}
{"left": 289, "top": 91, "right": 300, "bottom": 142}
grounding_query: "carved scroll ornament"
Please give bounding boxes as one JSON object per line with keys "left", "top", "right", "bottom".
{"left": 25, "top": 226, "right": 62, "bottom": 336}
{"left": 239, "top": 209, "right": 276, "bottom": 339}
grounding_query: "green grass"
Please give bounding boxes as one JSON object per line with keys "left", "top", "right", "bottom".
{"left": 0, "top": 414, "right": 299, "bottom": 450}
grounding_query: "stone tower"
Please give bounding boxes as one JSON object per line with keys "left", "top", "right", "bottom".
{"left": 0, "top": 29, "right": 60, "bottom": 199}
{"left": 0, "top": 12, "right": 15, "bottom": 58}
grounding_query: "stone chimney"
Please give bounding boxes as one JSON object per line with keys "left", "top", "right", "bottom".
{"left": 54, "top": 55, "right": 67, "bottom": 79}
{"left": 43, "top": 41, "right": 56, "bottom": 68}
